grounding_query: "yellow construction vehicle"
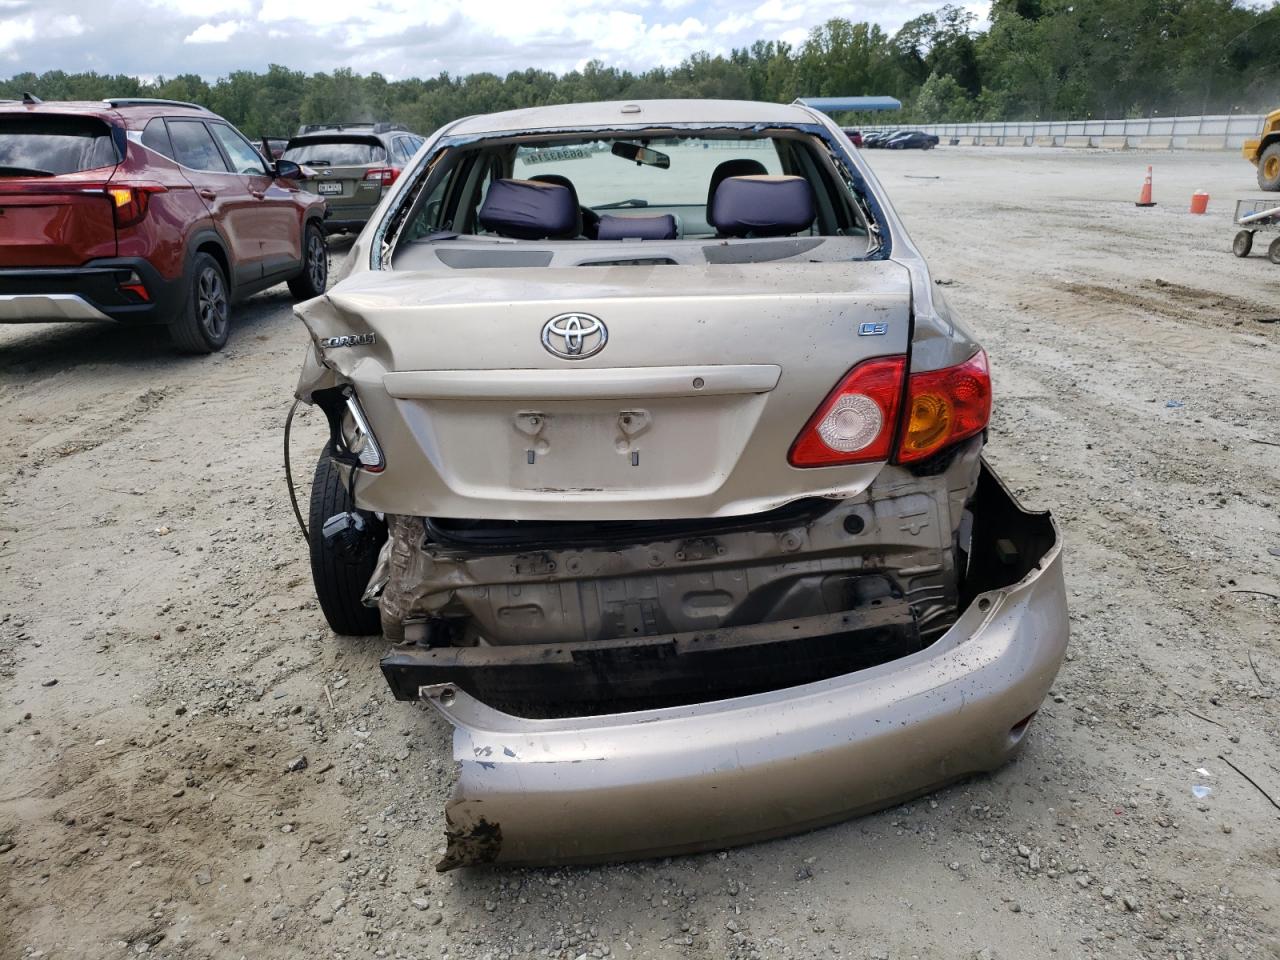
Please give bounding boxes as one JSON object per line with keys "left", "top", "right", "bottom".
{"left": 1244, "top": 108, "right": 1280, "bottom": 190}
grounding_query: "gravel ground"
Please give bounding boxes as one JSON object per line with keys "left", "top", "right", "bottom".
{"left": 1, "top": 145, "right": 1278, "bottom": 960}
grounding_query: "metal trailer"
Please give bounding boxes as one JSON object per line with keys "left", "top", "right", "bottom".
{"left": 1233, "top": 199, "right": 1280, "bottom": 262}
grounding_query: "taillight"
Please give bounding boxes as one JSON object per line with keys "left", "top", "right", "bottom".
{"left": 106, "top": 184, "right": 166, "bottom": 228}
{"left": 340, "top": 394, "right": 385, "bottom": 473}
{"left": 895, "top": 350, "right": 991, "bottom": 463}
{"left": 788, "top": 356, "right": 906, "bottom": 467}
{"left": 363, "top": 167, "right": 400, "bottom": 186}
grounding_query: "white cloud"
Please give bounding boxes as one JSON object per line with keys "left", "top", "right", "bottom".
{"left": 714, "top": 13, "right": 754, "bottom": 35}
{"left": 778, "top": 26, "right": 809, "bottom": 47}
{"left": 259, "top": 0, "right": 357, "bottom": 23}
{"left": 45, "top": 13, "right": 83, "bottom": 37}
{"left": 752, "top": 0, "right": 803, "bottom": 24}
{"left": 160, "top": 0, "right": 253, "bottom": 15}
{"left": 184, "top": 20, "right": 244, "bottom": 43}
{"left": 0, "top": 15, "right": 33, "bottom": 51}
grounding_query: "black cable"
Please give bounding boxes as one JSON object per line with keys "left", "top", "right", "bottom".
{"left": 284, "top": 398, "right": 309, "bottom": 542}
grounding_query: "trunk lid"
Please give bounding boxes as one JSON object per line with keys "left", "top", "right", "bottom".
{"left": 299, "top": 260, "right": 913, "bottom": 521}
{"left": 0, "top": 113, "right": 121, "bottom": 267}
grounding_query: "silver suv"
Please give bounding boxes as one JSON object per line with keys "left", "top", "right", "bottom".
{"left": 289, "top": 99, "right": 1068, "bottom": 870}
{"left": 283, "top": 122, "right": 424, "bottom": 234}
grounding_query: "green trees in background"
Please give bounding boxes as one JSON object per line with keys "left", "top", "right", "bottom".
{"left": 4, "top": 0, "right": 1277, "bottom": 136}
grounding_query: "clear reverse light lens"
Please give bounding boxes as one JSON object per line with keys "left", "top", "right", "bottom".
{"left": 816, "top": 393, "right": 883, "bottom": 452}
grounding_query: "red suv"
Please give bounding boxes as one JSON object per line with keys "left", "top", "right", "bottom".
{"left": 0, "top": 96, "right": 328, "bottom": 352}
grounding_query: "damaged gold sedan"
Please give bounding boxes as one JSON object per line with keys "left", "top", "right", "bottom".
{"left": 289, "top": 99, "right": 1068, "bottom": 869}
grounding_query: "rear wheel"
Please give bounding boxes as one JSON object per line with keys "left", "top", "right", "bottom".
{"left": 1269, "top": 237, "right": 1280, "bottom": 265}
{"left": 288, "top": 222, "right": 328, "bottom": 301}
{"left": 308, "top": 445, "right": 385, "bottom": 636}
{"left": 1233, "top": 230, "right": 1254, "bottom": 258}
{"left": 1259, "top": 144, "right": 1280, "bottom": 191}
{"left": 169, "top": 253, "right": 230, "bottom": 354}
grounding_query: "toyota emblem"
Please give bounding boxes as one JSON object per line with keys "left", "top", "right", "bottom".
{"left": 541, "top": 312, "right": 607, "bottom": 359}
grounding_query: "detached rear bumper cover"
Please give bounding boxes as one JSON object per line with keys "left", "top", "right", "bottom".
{"left": 414, "top": 461, "right": 1067, "bottom": 868}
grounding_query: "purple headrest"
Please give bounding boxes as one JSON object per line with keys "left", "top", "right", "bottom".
{"left": 478, "top": 178, "right": 578, "bottom": 240}
{"left": 597, "top": 214, "right": 677, "bottom": 240}
{"left": 708, "top": 175, "right": 815, "bottom": 238}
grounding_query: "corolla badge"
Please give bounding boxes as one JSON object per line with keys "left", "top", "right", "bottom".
{"left": 542, "top": 312, "right": 607, "bottom": 359}
{"left": 321, "top": 333, "right": 376, "bottom": 348}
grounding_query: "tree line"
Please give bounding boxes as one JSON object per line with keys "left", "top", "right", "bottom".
{"left": 3, "top": 0, "right": 1278, "bottom": 139}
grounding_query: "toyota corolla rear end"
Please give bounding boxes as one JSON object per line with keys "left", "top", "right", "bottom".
{"left": 291, "top": 100, "right": 1068, "bottom": 868}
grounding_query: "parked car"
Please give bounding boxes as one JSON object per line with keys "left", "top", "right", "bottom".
{"left": 862, "top": 129, "right": 899, "bottom": 148}
{"left": 886, "top": 130, "right": 940, "bottom": 150}
{"left": 841, "top": 127, "right": 863, "bottom": 147}
{"left": 291, "top": 98, "right": 1067, "bottom": 869}
{"left": 282, "top": 122, "right": 425, "bottom": 234}
{"left": 0, "top": 95, "right": 328, "bottom": 352}
{"left": 260, "top": 136, "right": 289, "bottom": 161}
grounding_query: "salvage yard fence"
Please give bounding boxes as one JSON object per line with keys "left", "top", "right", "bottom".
{"left": 860, "top": 114, "right": 1267, "bottom": 150}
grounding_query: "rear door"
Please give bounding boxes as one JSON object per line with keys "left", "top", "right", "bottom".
{"left": 208, "top": 121, "right": 301, "bottom": 279}
{"left": 0, "top": 113, "right": 121, "bottom": 267}
{"left": 166, "top": 118, "right": 262, "bottom": 287}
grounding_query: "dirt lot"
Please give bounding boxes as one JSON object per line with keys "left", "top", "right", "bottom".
{"left": 2, "top": 145, "right": 1278, "bottom": 960}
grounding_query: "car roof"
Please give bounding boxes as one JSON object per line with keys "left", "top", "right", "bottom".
{"left": 0, "top": 99, "right": 214, "bottom": 128}
{"left": 445, "top": 99, "right": 824, "bottom": 137}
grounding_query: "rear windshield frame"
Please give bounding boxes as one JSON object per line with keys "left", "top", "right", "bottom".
{"left": 0, "top": 114, "right": 123, "bottom": 176}
{"left": 376, "top": 124, "right": 887, "bottom": 267}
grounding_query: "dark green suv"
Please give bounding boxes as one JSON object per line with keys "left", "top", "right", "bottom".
{"left": 283, "top": 122, "right": 425, "bottom": 235}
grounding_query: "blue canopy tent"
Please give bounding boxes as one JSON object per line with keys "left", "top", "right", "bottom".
{"left": 795, "top": 96, "right": 902, "bottom": 113}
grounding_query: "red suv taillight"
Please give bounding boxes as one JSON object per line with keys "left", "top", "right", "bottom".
{"left": 106, "top": 184, "right": 166, "bottom": 228}
{"left": 788, "top": 356, "right": 906, "bottom": 467}
{"left": 896, "top": 350, "right": 991, "bottom": 463}
{"left": 363, "top": 167, "right": 400, "bottom": 186}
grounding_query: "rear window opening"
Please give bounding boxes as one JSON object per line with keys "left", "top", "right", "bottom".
{"left": 0, "top": 116, "right": 121, "bottom": 176}
{"left": 283, "top": 136, "right": 386, "bottom": 166}
{"left": 387, "top": 128, "right": 880, "bottom": 270}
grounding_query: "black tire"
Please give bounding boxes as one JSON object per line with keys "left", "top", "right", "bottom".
{"left": 1233, "top": 230, "right": 1254, "bottom": 258}
{"left": 1258, "top": 143, "right": 1280, "bottom": 192}
{"left": 288, "top": 222, "right": 328, "bottom": 301}
{"left": 169, "top": 252, "right": 230, "bottom": 354}
{"left": 1269, "top": 237, "right": 1280, "bottom": 266}
{"left": 308, "top": 446, "right": 385, "bottom": 636}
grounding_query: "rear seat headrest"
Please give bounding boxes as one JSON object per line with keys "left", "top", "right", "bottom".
{"left": 597, "top": 214, "right": 677, "bottom": 241}
{"left": 706, "top": 158, "right": 768, "bottom": 210}
{"left": 478, "top": 178, "right": 578, "bottom": 240}
{"left": 708, "top": 175, "right": 815, "bottom": 238}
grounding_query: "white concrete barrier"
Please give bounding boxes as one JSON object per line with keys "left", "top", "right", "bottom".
{"left": 863, "top": 114, "right": 1265, "bottom": 151}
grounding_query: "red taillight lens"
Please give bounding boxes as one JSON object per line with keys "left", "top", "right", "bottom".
{"left": 895, "top": 350, "right": 992, "bottom": 463}
{"left": 363, "top": 167, "right": 400, "bottom": 185}
{"left": 106, "top": 184, "right": 166, "bottom": 228}
{"left": 788, "top": 356, "right": 907, "bottom": 467}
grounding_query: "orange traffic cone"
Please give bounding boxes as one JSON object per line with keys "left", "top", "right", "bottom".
{"left": 1135, "top": 166, "right": 1156, "bottom": 207}
{"left": 1190, "top": 190, "right": 1209, "bottom": 214}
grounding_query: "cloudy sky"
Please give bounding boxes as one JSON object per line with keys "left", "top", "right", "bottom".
{"left": 1, "top": 0, "right": 990, "bottom": 80}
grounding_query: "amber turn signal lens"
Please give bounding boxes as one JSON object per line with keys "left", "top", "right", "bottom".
{"left": 894, "top": 350, "right": 991, "bottom": 463}
{"left": 902, "top": 391, "right": 952, "bottom": 455}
